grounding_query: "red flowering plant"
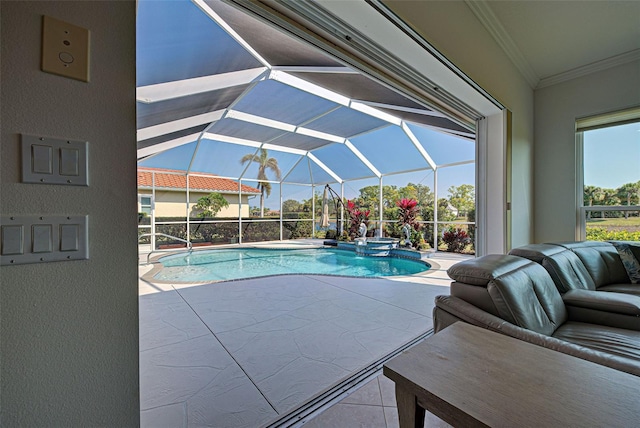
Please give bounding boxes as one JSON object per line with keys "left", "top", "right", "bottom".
{"left": 345, "top": 199, "right": 370, "bottom": 240}
{"left": 396, "top": 198, "right": 420, "bottom": 231}
{"left": 442, "top": 226, "right": 470, "bottom": 253}
{"left": 395, "top": 198, "right": 423, "bottom": 247}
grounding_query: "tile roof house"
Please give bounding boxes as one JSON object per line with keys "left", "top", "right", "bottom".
{"left": 137, "top": 168, "right": 260, "bottom": 218}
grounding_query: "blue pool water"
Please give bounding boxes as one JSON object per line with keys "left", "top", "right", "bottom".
{"left": 155, "top": 247, "right": 430, "bottom": 282}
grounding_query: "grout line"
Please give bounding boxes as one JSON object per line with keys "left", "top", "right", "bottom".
{"left": 171, "top": 284, "right": 281, "bottom": 415}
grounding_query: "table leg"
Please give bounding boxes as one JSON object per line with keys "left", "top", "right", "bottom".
{"left": 396, "top": 384, "right": 425, "bottom": 428}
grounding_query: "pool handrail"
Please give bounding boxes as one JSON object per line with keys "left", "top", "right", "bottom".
{"left": 138, "top": 233, "right": 193, "bottom": 264}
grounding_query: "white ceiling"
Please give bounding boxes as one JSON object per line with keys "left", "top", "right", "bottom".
{"left": 470, "top": 0, "right": 640, "bottom": 88}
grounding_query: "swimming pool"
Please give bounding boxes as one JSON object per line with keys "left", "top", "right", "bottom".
{"left": 153, "top": 247, "right": 430, "bottom": 282}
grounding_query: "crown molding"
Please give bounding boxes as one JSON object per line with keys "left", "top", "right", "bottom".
{"left": 465, "top": 0, "right": 540, "bottom": 89}
{"left": 537, "top": 49, "right": 640, "bottom": 89}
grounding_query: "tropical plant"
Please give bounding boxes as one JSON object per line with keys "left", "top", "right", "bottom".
{"left": 345, "top": 199, "right": 370, "bottom": 240}
{"left": 396, "top": 198, "right": 420, "bottom": 229}
{"left": 583, "top": 185, "right": 604, "bottom": 220}
{"left": 442, "top": 226, "right": 471, "bottom": 253}
{"left": 194, "top": 192, "right": 229, "bottom": 218}
{"left": 240, "top": 148, "right": 281, "bottom": 217}
{"left": 410, "top": 229, "right": 430, "bottom": 251}
{"left": 396, "top": 197, "right": 423, "bottom": 247}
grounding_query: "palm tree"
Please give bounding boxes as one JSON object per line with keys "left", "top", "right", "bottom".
{"left": 240, "top": 148, "right": 281, "bottom": 217}
{"left": 583, "top": 185, "right": 603, "bottom": 220}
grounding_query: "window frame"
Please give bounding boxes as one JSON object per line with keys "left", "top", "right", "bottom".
{"left": 138, "top": 194, "right": 154, "bottom": 215}
{"left": 575, "top": 107, "right": 640, "bottom": 240}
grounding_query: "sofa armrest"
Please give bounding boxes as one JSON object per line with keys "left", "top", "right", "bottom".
{"left": 434, "top": 295, "right": 640, "bottom": 377}
{"left": 562, "top": 289, "right": 640, "bottom": 330}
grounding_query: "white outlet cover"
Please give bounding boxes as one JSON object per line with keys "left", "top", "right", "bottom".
{"left": 41, "top": 15, "right": 90, "bottom": 82}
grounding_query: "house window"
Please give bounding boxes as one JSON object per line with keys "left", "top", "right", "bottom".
{"left": 577, "top": 108, "right": 640, "bottom": 241}
{"left": 139, "top": 195, "right": 153, "bottom": 215}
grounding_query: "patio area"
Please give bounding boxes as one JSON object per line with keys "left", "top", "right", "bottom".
{"left": 139, "top": 241, "right": 468, "bottom": 427}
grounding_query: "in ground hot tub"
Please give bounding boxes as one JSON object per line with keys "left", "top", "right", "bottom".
{"left": 338, "top": 237, "right": 400, "bottom": 256}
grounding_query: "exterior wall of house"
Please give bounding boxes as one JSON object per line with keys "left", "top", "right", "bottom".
{"left": 138, "top": 189, "right": 254, "bottom": 217}
{"left": 383, "top": 0, "right": 535, "bottom": 248}
{"left": 0, "top": 1, "right": 139, "bottom": 426}
{"left": 534, "top": 60, "right": 640, "bottom": 242}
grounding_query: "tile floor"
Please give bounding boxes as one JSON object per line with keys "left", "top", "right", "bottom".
{"left": 303, "top": 374, "right": 450, "bottom": 428}
{"left": 139, "top": 242, "right": 468, "bottom": 427}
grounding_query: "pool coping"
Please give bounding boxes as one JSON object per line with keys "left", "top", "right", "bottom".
{"left": 140, "top": 244, "right": 442, "bottom": 285}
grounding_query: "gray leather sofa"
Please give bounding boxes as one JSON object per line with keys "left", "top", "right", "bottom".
{"left": 434, "top": 254, "right": 640, "bottom": 377}
{"left": 509, "top": 241, "right": 640, "bottom": 295}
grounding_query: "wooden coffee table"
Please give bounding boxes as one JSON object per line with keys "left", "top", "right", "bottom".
{"left": 384, "top": 322, "right": 640, "bottom": 427}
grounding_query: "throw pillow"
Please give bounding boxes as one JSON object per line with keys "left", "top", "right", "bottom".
{"left": 609, "top": 241, "right": 640, "bottom": 284}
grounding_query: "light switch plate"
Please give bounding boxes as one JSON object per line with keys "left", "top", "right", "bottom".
{"left": 41, "top": 15, "right": 90, "bottom": 82}
{"left": 1, "top": 215, "right": 88, "bottom": 265}
{"left": 22, "top": 135, "right": 88, "bottom": 186}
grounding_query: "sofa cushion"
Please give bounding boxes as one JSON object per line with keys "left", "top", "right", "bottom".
{"left": 555, "top": 241, "right": 629, "bottom": 287}
{"left": 508, "top": 243, "right": 565, "bottom": 263}
{"left": 450, "top": 281, "right": 500, "bottom": 317}
{"left": 541, "top": 250, "right": 596, "bottom": 293}
{"left": 509, "top": 243, "right": 596, "bottom": 292}
{"left": 609, "top": 241, "right": 640, "bottom": 283}
{"left": 554, "top": 322, "right": 640, "bottom": 364}
{"left": 487, "top": 262, "right": 568, "bottom": 336}
{"left": 562, "top": 289, "right": 640, "bottom": 316}
{"left": 598, "top": 284, "right": 640, "bottom": 296}
{"left": 447, "top": 254, "right": 531, "bottom": 286}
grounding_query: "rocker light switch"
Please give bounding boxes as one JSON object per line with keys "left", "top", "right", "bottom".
{"left": 2, "top": 225, "right": 24, "bottom": 255}
{"left": 60, "top": 224, "right": 79, "bottom": 251}
{"left": 1, "top": 215, "right": 88, "bottom": 265}
{"left": 32, "top": 224, "right": 53, "bottom": 253}
{"left": 60, "top": 147, "right": 79, "bottom": 176}
{"left": 32, "top": 144, "right": 53, "bottom": 174}
{"left": 22, "top": 135, "right": 88, "bottom": 186}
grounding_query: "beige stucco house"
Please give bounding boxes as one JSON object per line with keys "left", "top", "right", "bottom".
{"left": 137, "top": 167, "right": 261, "bottom": 218}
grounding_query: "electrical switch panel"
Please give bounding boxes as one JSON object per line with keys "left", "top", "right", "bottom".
{"left": 22, "top": 134, "right": 88, "bottom": 186}
{"left": 1, "top": 215, "right": 88, "bottom": 265}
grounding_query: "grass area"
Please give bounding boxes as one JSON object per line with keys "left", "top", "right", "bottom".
{"left": 586, "top": 216, "right": 640, "bottom": 227}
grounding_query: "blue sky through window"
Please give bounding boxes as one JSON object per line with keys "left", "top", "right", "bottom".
{"left": 584, "top": 121, "right": 640, "bottom": 189}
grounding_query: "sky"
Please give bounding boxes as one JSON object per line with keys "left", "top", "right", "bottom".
{"left": 136, "top": 0, "right": 476, "bottom": 211}
{"left": 139, "top": 132, "right": 476, "bottom": 210}
{"left": 583, "top": 121, "right": 640, "bottom": 189}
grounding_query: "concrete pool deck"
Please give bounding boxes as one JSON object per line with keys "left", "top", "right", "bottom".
{"left": 139, "top": 240, "right": 469, "bottom": 427}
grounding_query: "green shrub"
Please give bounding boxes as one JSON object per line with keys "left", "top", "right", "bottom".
{"left": 325, "top": 230, "right": 337, "bottom": 240}
{"left": 586, "top": 227, "right": 640, "bottom": 241}
{"left": 442, "top": 226, "right": 471, "bottom": 253}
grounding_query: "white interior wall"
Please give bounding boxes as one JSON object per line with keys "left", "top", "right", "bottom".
{"left": 534, "top": 60, "right": 640, "bottom": 242}
{"left": 0, "top": 1, "right": 139, "bottom": 426}
{"left": 383, "top": 0, "right": 535, "bottom": 249}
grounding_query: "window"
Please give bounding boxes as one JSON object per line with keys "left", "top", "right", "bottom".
{"left": 577, "top": 107, "right": 640, "bottom": 241}
{"left": 139, "top": 195, "right": 153, "bottom": 215}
